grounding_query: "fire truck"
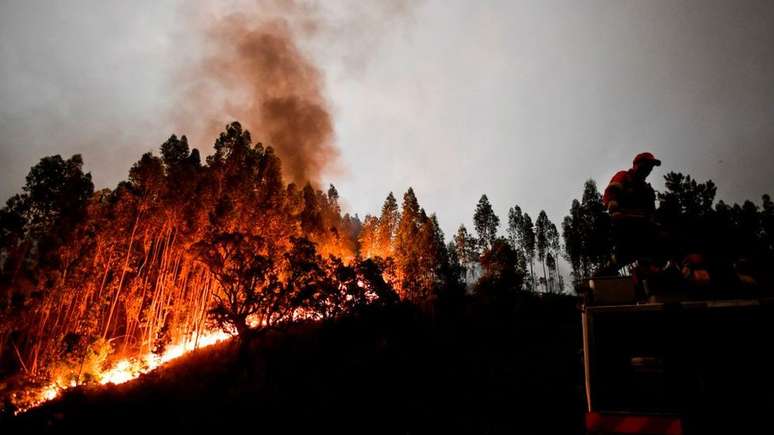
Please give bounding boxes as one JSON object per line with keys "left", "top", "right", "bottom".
{"left": 580, "top": 273, "right": 774, "bottom": 435}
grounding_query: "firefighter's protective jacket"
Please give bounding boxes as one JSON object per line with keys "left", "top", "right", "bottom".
{"left": 602, "top": 169, "right": 656, "bottom": 216}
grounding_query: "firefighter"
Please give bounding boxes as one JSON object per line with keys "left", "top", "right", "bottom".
{"left": 603, "top": 152, "right": 661, "bottom": 268}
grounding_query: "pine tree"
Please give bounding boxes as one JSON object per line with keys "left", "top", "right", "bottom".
{"left": 535, "top": 211, "right": 550, "bottom": 292}
{"left": 327, "top": 184, "right": 341, "bottom": 216}
{"left": 358, "top": 215, "right": 379, "bottom": 258}
{"left": 507, "top": 205, "right": 538, "bottom": 289}
{"left": 521, "top": 213, "right": 536, "bottom": 291}
{"left": 507, "top": 205, "right": 523, "bottom": 250}
{"left": 562, "top": 201, "right": 583, "bottom": 280}
{"left": 416, "top": 211, "right": 442, "bottom": 296}
{"left": 581, "top": 180, "right": 611, "bottom": 272}
{"left": 545, "top": 219, "right": 561, "bottom": 292}
{"left": 394, "top": 188, "right": 422, "bottom": 299}
{"left": 473, "top": 194, "right": 499, "bottom": 252}
{"left": 453, "top": 224, "right": 479, "bottom": 284}
{"left": 376, "top": 192, "right": 399, "bottom": 257}
{"left": 561, "top": 180, "right": 611, "bottom": 280}
{"left": 546, "top": 252, "right": 557, "bottom": 293}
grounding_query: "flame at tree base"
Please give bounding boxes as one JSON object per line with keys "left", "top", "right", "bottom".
{"left": 14, "top": 329, "right": 233, "bottom": 415}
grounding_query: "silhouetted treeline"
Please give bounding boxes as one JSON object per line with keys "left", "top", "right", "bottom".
{"left": 561, "top": 177, "right": 774, "bottom": 290}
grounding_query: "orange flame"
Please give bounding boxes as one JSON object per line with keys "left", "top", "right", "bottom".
{"left": 15, "top": 329, "right": 232, "bottom": 415}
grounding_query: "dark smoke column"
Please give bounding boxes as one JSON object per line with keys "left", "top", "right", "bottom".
{"left": 176, "top": 13, "right": 338, "bottom": 186}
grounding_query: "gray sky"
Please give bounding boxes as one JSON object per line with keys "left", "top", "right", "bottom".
{"left": 2, "top": 0, "right": 773, "bottom": 240}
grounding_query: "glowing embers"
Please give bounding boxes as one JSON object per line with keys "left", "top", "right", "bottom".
{"left": 42, "top": 385, "right": 59, "bottom": 401}
{"left": 98, "top": 360, "right": 139, "bottom": 386}
{"left": 99, "top": 330, "right": 232, "bottom": 386}
{"left": 16, "top": 329, "right": 232, "bottom": 415}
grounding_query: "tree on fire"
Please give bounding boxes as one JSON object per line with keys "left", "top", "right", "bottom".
{"left": 358, "top": 214, "right": 380, "bottom": 259}
{"left": 0, "top": 120, "right": 394, "bottom": 406}
{"left": 2, "top": 116, "right": 774, "bottom": 416}
{"left": 0, "top": 155, "right": 94, "bottom": 377}
{"left": 284, "top": 237, "right": 399, "bottom": 322}
{"left": 0, "top": 155, "right": 94, "bottom": 289}
{"left": 392, "top": 188, "right": 456, "bottom": 301}
{"left": 377, "top": 192, "right": 400, "bottom": 257}
{"left": 358, "top": 192, "right": 399, "bottom": 260}
{"left": 192, "top": 232, "right": 277, "bottom": 336}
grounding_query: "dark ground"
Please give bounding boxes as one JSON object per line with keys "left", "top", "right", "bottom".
{"left": 1, "top": 293, "right": 584, "bottom": 434}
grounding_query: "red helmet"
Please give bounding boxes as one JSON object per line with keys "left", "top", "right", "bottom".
{"left": 633, "top": 152, "right": 661, "bottom": 167}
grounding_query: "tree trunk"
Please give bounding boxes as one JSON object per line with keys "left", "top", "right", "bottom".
{"left": 104, "top": 208, "right": 142, "bottom": 339}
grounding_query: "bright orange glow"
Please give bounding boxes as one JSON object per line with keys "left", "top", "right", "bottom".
{"left": 98, "top": 329, "right": 231, "bottom": 386}
{"left": 15, "top": 329, "right": 232, "bottom": 415}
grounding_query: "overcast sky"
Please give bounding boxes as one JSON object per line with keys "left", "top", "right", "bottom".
{"left": 1, "top": 0, "right": 773, "bottom": 240}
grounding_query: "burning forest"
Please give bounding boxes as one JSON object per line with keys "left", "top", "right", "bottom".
{"left": 2, "top": 121, "right": 773, "bottom": 425}
{"left": 0, "top": 123, "right": 410, "bottom": 413}
{"left": 3, "top": 2, "right": 774, "bottom": 433}
{"left": 0, "top": 2, "right": 396, "bottom": 414}
{"left": 0, "top": 106, "right": 483, "bottom": 415}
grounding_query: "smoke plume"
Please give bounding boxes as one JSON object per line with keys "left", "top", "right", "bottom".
{"left": 175, "top": 3, "right": 338, "bottom": 185}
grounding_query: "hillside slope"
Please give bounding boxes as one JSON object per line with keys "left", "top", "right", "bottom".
{"left": 3, "top": 295, "right": 583, "bottom": 434}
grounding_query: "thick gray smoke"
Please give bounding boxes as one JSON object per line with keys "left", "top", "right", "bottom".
{"left": 174, "top": 6, "right": 337, "bottom": 185}
{"left": 171, "top": 0, "right": 415, "bottom": 186}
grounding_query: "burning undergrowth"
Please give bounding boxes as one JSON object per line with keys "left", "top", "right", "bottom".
{"left": 0, "top": 1, "right": 443, "bottom": 415}
{"left": 0, "top": 3, "right": 342, "bottom": 412}
{"left": 0, "top": 121, "right": 410, "bottom": 415}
